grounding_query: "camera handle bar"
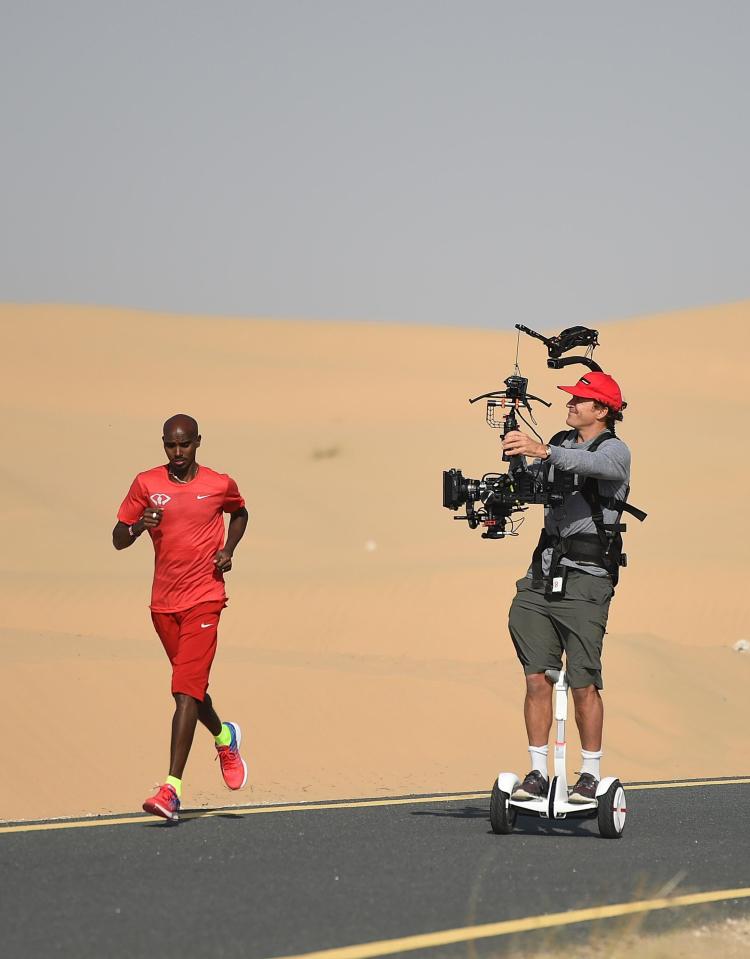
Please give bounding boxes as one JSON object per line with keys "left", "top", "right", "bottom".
{"left": 514, "top": 324, "right": 603, "bottom": 372}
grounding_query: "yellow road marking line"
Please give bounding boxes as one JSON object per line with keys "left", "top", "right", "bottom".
{"left": 264, "top": 887, "right": 750, "bottom": 959}
{"left": 1, "top": 778, "right": 749, "bottom": 836}
{"left": 0, "top": 793, "right": 487, "bottom": 835}
{"left": 625, "top": 778, "right": 750, "bottom": 790}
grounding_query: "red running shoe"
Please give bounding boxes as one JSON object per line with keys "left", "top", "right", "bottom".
{"left": 142, "top": 783, "right": 180, "bottom": 822}
{"left": 216, "top": 721, "right": 248, "bottom": 790}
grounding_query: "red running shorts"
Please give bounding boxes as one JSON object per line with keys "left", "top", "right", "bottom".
{"left": 150, "top": 600, "right": 225, "bottom": 701}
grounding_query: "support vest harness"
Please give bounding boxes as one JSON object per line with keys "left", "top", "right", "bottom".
{"left": 530, "top": 429, "right": 647, "bottom": 589}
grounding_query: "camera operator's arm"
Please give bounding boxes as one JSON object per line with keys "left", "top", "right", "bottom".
{"left": 502, "top": 430, "right": 630, "bottom": 482}
{"left": 547, "top": 440, "right": 629, "bottom": 482}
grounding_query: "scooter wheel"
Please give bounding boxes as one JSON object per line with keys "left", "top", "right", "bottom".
{"left": 490, "top": 780, "right": 517, "bottom": 835}
{"left": 597, "top": 779, "right": 626, "bottom": 839}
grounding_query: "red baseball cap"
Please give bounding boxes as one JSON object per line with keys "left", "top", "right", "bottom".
{"left": 557, "top": 372, "right": 624, "bottom": 411}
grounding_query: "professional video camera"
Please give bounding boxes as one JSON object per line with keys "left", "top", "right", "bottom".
{"left": 442, "top": 324, "right": 602, "bottom": 539}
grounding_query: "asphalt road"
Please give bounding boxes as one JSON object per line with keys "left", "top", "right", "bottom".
{"left": 2, "top": 780, "right": 749, "bottom": 959}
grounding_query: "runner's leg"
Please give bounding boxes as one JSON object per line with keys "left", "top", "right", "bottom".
{"left": 165, "top": 602, "right": 221, "bottom": 778}
{"left": 141, "top": 610, "right": 185, "bottom": 816}
{"left": 197, "top": 693, "right": 222, "bottom": 737}
{"left": 151, "top": 609, "right": 191, "bottom": 787}
{"left": 169, "top": 693, "right": 200, "bottom": 779}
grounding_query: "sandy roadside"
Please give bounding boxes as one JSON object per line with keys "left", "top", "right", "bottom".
{"left": 1, "top": 301, "right": 748, "bottom": 821}
{"left": 518, "top": 916, "right": 750, "bottom": 959}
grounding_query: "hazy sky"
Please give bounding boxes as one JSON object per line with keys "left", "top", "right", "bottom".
{"left": 2, "top": 2, "right": 748, "bottom": 328}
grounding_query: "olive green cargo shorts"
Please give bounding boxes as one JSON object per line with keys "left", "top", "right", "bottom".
{"left": 508, "top": 569, "right": 614, "bottom": 689}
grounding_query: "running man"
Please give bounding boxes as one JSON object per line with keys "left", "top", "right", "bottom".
{"left": 112, "top": 414, "right": 249, "bottom": 822}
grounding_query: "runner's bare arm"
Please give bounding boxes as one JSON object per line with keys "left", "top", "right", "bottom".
{"left": 213, "top": 507, "right": 249, "bottom": 571}
{"left": 112, "top": 509, "right": 163, "bottom": 550}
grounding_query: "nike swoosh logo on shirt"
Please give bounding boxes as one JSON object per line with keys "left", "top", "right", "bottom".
{"left": 200, "top": 623, "right": 214, "bottom": 629}
{"left": 196, "top": 494, "right": 214, "bottom": 499}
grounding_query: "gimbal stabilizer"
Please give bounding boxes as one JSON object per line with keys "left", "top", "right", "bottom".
{"left": 442, "top": 324, "right": 602, "bottom": 539}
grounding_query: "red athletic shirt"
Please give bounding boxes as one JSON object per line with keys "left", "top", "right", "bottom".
{"left": 117, "top": 465, "right": 245, "bottom": 613}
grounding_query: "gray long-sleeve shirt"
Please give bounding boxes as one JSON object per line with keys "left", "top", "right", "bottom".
{"left": 526, "top": 430, "right": 631, "bottom": 579}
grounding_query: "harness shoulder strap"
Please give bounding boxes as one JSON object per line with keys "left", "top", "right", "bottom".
{"left": 577, "top": 431, "right": 621, "bottom": 580}
{"left": 549, "top": 429, "right": 575, "bottom": 447}
{"left": 585, "top": 430, "right": 618, "bottom": 453}
{"left": 608, "top": 500, "right": 648, "bottom": 522}
{"left": 578, "top": 432, "right": 647, "bottom": 521}
{"left": 531, "top": 430, "right": 583, "bottom": 583}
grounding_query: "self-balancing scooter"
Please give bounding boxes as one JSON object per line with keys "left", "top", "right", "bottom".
{"left": 490, "top": 668, "right": 626, "bottom": 838}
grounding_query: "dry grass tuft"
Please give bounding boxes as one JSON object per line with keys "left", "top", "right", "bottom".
{"left": 507, "top": 916, "right": 750, "bottom": 959}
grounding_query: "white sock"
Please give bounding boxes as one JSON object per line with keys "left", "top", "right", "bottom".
{"left": 528, "top": 744, "right": 549, "bottom": 778}
{"left": 581, "top": 748, "right": 602, "bottom": 778}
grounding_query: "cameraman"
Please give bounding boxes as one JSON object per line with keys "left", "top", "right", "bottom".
{"left": 501, "top": 372, "right": 629, "bottom": 803}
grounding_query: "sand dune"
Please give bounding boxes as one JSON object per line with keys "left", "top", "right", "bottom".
{"left": 1, "top": 302, "right": 748, "bottom": 821}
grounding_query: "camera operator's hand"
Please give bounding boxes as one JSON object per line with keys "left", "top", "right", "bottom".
{"left": 502, "top": 431, "right": 548, "bottom": 459}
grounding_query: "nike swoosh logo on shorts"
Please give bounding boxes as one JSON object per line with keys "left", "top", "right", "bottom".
{"left": 196, "top": 494, "right": 213, "bottom": 499}
{"left": 201, "top": 623, "right": 214, "bottom": 628}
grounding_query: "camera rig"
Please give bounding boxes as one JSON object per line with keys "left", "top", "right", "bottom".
{"left": 442, "top": 324, "right": 602, "bottom": 539}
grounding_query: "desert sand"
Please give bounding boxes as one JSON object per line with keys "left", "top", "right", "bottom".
{"left": 1, "top": 301, "right": 748, "bottom": 822}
